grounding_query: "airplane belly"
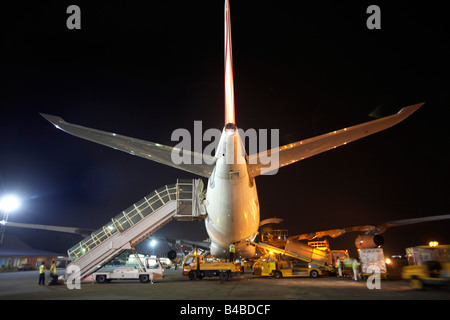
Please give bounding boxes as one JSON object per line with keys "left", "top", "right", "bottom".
{"left": 205, "top": 171, "right": 259, "bottom": 255}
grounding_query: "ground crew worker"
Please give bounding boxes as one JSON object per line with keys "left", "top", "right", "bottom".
{"left": 229, "top": 243, "right": 235, "bottom": 262}
{"left": 352, "top": 258, "right": 360, "bottom": 281}
{"left": 337, "top": 258, "right": 342, "bottom": 278}
{"left": 49, "top": 261, "right": 57, "bottom": 285}
{"left": 38, "top": 262, "right": 46, "bottom": 285}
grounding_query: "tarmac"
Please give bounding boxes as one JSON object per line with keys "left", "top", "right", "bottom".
{"left": 0, "top": 268, "right": 449, "bottom": 300}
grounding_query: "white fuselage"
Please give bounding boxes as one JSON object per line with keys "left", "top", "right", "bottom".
{"left": 204, "top": 124, "right": 259, "bottom": 258}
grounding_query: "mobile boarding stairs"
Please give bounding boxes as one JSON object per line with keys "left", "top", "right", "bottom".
{"left": 65, "top": 179, "right": 207, "bottom": 280}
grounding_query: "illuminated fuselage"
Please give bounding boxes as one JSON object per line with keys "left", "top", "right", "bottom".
{"left": 202, "top": 1, "right": 258, "bottom": 258}
{"left": 205, "top": 124, "right": 259, "bottom": 258}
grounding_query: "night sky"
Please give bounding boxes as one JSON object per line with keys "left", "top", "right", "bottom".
{"left": 1, "top": 1, "right": 449, "bottom": 257}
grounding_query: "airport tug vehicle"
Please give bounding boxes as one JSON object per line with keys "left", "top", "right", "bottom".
{"left": 182, "top": 253, "right": 242, "bottom": 282}
{"left": 402, "top": 244, "right": 450, "bottom": 290}
{"left": 94, "top": 256, "right": 164, "bottom": 284}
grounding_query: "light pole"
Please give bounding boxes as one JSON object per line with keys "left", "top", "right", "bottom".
{"left": 0, "top": 195, "right": 20, "bottom": 245}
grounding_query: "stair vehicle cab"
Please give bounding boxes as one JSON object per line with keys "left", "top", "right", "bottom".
{"left": 93, "top": 257, "right": 164, "bottom": 284}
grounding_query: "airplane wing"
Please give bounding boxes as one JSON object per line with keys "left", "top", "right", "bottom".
{"left": 260, "top": 218, "right": 284, "bottom": 227}
{"left": 40, "top": 114, "right": 216, "bottom": 178}
{"left": 248, "top": 102, "right": 424, "bottom": 176}
{"left": 289, "top": 214, "right": 450, "bottom": 240}
{"left": 4, "top": 221, "right": 94, "bottom": 237}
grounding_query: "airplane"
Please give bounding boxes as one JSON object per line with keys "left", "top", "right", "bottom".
{"left": 0, "top": 221, "right": 93, "bottom": 237}
{"left": 267, "top": 215, "right": 450, "bottom": 249}
{"left": 40, "top": 0, "right": 425, "bottom": 259}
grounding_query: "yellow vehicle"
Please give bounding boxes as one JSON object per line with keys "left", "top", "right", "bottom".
{"left": 401, "top": 245, "right": 450, "bottom": 290}
{"left": 241, "top": 259, "right": 254, "bottom": 271}
{"left": 182, "top": 253, "right": 242, "bottom": 281}
{"left": 261, "top": 256, "right": 330, "bottom": 278}
{"left": 250, "top": 240, "right": 334, "bottom": 277}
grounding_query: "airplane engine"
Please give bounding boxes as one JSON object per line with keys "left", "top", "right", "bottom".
{"left": 167, "top": 249, "right": 184, "bottom": 263}
{"left": 355, "top": 234, "right": 384, "bottom": 249}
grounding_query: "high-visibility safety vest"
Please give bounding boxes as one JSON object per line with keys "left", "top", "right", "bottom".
{"left": 229, "top": 244, "right": 235, "bottom": 253}
{"left": 50, "top": 264, "right": 56, "bottom": 274}
{"left": 39, "top": 264, "right": 46, "bottom": 274}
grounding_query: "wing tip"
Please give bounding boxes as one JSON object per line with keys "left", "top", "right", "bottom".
{"left": 40, "top": 113, "right": 65, "bottom": 127}
{"left": 397, "top": 101, "right": 425, "bottom": 116}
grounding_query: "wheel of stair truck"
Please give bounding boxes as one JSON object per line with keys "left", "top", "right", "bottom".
{"left": 139, "top": 274, "right": 150, "bottom": 283}
{"left": 96, "top": 275, "right": 107, "bottom": 284}
{"left": 310, "top": 270, "right": 319, "bottom": 278}
{"left": 274, "top": 271, "right": 283, "bottom": 279}
{"left": 219, "top": 271, "right": 229, "bottom": 282}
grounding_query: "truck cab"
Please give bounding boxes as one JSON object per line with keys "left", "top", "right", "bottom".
{"left": 182, "top": 254, "right": 205, "bottom": 276}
